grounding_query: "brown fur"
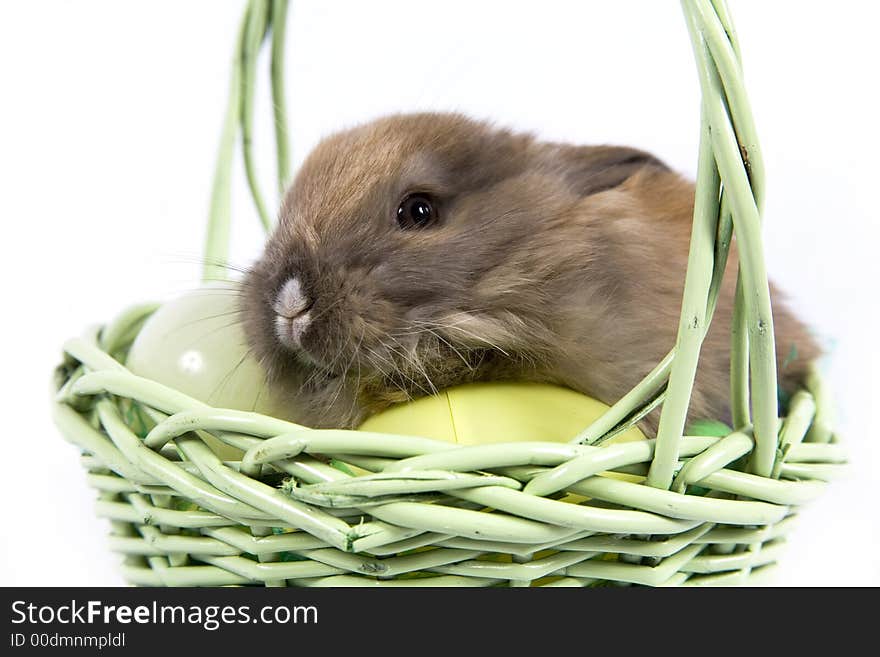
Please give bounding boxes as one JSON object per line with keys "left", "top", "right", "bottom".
{"left": 241, "top": 112, "right": 820, "bottom": 434}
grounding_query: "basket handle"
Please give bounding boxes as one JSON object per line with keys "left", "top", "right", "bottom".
{"left": 648, "top": 0, "right": 777, "bottom": 486}
{"left": 570, "top": 0, "right": 778, "bottom": 488}
{"left": 201, "top": 0, "right": 290, "bottom": 283}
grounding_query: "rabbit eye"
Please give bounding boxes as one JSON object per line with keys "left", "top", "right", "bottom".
{"left": 396, "top": 194, "right": 437, "bottom": 229}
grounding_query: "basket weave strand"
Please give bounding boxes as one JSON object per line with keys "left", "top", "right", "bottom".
{"left": 51, "top": 0, "right": 844, "bottom": 587}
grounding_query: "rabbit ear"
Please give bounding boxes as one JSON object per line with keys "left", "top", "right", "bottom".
{"left": 555, "top": 145, "right": 669, "bottom": 197}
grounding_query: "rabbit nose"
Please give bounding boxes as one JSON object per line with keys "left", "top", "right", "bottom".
{"left": 273, "top": 277, "right": 313, "bottom": 348}
{"left": 273, "top": 277, "right": 312, "bottom": 318}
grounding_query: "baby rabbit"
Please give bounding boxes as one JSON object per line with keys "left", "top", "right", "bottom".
{"left": 241, "top": 112, "right": 819, "bottom": 435}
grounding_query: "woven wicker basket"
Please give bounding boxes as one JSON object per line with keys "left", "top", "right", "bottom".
{"left": 52, "top": 0, "right": 844, "bottom": 587}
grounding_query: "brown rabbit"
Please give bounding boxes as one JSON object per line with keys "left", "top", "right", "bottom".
{"left": 240, "top": 112, "right": 820, "bottom": 435}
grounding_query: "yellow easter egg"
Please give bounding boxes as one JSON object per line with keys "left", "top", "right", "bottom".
{"left": 358, "top": 381, "right": 645, "bottom": 445}
{"left": 358, "top": 382, "right": 646, "bottom": 489}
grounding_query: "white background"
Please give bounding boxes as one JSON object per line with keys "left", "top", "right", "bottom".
{"left": 0, "top": 1, "right": 877, "bottom": 586}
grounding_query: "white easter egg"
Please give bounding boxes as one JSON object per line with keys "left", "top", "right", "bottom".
{"left": 126, "top": 285, "right": 297, "bottom": 458}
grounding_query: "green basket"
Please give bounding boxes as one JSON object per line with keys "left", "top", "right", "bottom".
{"left": 52, "top": 0, "right": 844, "bottom": 587}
